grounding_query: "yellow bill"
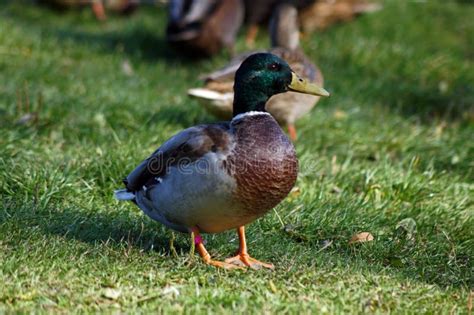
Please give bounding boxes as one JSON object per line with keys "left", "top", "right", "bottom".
{"left": 288, "top": 72, "right": 330, "bottom": 97}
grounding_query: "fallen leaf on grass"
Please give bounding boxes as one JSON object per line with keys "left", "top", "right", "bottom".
{"left": 349, "top": 232, "right": 374, "bottom": 244}
{"left": 162, "top": 286, "right": 180, "bottom": 298}
{"left": 103, "top": 288, "right": 121, "bottom": 300}
{"left": 331, "top": 185, "right": 342, "bottom": 194}
{"left": 395, "top": 218, "right": 417, "bottom": 241}
{"left": 334, "top": 109, "right": 348, "bottom": 120}
{"left": 319, "top": 240, "right": 333, "bottom": 250}
{"left": 269, "top": 280, "right": 277, "bottom": 293}
{"left": 290, "top": 186, "right": 301, "bottom": 197}
{"left": 122, "top": 59, "right": 134, "bottom": 76}
{"left": 16, "top": 113, "right": 37, "bottom": 125}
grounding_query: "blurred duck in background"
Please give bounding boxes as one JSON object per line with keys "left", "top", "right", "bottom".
{"left": 188, "top": 3, "right": 325, "bottom": 141}
{"left": 37, "top": 0, "right": 137, "bottom": 21}
{"left": 166, "top": 0, "right": 244, "bottom": 57}
{"left": 298, "top": 0, "right": 382, "bottom": 33}
{"left": 91, "top": 0, "right": 137, "bottom": 21}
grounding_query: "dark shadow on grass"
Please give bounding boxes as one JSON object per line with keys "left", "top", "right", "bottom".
{"left": 53, "top": 27, "right": 190, "bottom": 64}
{"left": 53, "top": 27, "right": 221, "bottom": 62}
{"left": 0, "top": 1, "right": 215, "bottom": 64}
{"left": 1, "top": 199, "right": 471, "bottom": 289}
{"left": 0, "top": 201, "right": 189, "bottom": 256}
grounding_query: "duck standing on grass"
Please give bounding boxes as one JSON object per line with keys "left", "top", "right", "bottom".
{"left": 115, "top": 53, "right": 329, "bottom": 269}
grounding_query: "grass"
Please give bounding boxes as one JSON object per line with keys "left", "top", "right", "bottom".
{"left": 0, "top": 0, "right": 473, "bottom": 313}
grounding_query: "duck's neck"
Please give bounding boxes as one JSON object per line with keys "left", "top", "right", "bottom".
{"left": 232, "top": 87, "right": 269, "bottom": 117}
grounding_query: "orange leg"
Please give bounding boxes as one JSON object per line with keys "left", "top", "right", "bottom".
{"left": 225, "top": 226, "right": 274, "bottom": 270}
{"left": 287, "top": 123, "right": 297, "bottom": 141}
{"left": 91, "top": 1, "right": 107, "bottom": 21}
{"left": 245, "top": 24, "right": 259, "bottom": 48}
{"left": 191, "top": 227, "right": 242, "bottom": 269}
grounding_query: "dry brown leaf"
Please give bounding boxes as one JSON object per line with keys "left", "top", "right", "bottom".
{"left": 103, "top": 288, "right": 121, "bottom": 300}
{"left": 269, "top": 280, "right": 277, "bottom": 293}
{"left": 331, "top": 155, "right": 340, "bottom": 175}
{"left": 162, "top": 286, "right": 180, "bottom": 298}
{"left": 290, "top": 186, "right": 301, "bottom": 198}
{"left": 334, "top": 109, "right": 348, "bottom": 120}
{"left": 331, "top": 185, "right": 342, "bottom": 194}
{"left": 349, "top": 232, "right": 374, "bottom": 244}
{"left": 122, "top": 59, "right": 134, "bottom": 76}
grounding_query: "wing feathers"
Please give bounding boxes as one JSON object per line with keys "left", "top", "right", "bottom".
{"left": 124, "top": 124, "right": 231, "bottom": 192}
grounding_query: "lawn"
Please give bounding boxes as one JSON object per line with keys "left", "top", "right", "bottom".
{"left": 0, "top": 0, "right": 473, "bottom": 313}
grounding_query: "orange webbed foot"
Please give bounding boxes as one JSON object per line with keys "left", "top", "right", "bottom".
{"left": 225, "top": 254, "right": 274, "bottom": 270}
{"left": 206, "top": 258, "right": 245, "bottom": 270}
{"left": 191, "top": 227, "right": 244, "bottom": 270}
{"left": 225, "top": 226, "right": 275, "bottom": 270}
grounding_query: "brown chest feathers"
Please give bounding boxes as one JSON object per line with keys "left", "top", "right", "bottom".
{"left": 227, "top": 113, "right": 298, "bottom": 215}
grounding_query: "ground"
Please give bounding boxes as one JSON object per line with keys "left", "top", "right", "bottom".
{"left": 0, "top": 0, "right": 473, "bottom": 313}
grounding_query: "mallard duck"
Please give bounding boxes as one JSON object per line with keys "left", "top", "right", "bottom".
{"left": 166, "top": 0, "right": 244, "bottom": 57}
{"left": 115, "top": 53, "right": 329, "bottom": 269}
{"left": 188, "top": 3, "right": 324, "bottom": 140}
{"left": 298, "top": 0, "right": 382, "bottom": 33}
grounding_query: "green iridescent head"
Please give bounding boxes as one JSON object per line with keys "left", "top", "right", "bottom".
{"left": 232, "top": 53, "right": 329, "bottom": 117}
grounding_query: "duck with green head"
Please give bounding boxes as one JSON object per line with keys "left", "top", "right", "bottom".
{"left": 115, "top": 53, "right": 329, "bottom": 269}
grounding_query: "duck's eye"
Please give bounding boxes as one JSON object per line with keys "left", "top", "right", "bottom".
{"left": 267, "top": 63, "right": 281, "bottom": 71}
